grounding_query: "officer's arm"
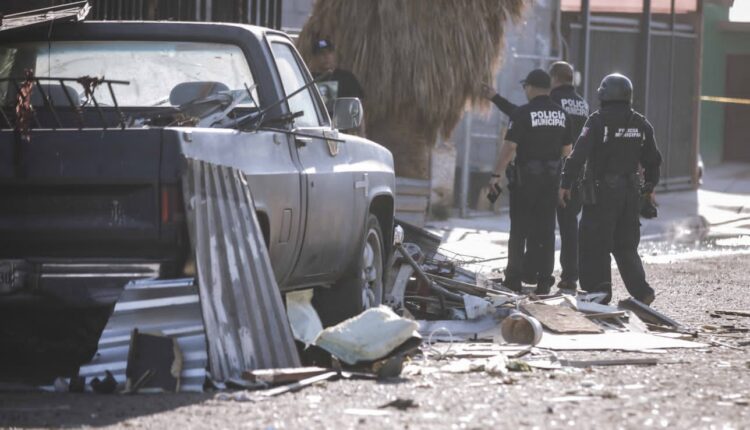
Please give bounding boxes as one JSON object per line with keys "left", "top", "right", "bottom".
{"left": 640, "top": 119, "right": 662, "bottom": 190}
{"left": 561, "top": 117, "right": 597, "bottom": 190}
{"left": 491, "top": 94, "right": 519, "bottom": 117}
{"left": 560, "top": 113, "right": 573, "bottom": 158}
{"left": 493, "top": 140, "right": 518, "bottom": 176}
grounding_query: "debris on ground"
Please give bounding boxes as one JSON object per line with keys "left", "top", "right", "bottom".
{"left": 124, "top": 329, "right": 182, "bottom": 393}
{"left": 379, "top": 398, "right": 419, "bottom": 410}
{"left": 52, "top": 221, "right": 724, "bottom": 400}
{"left": 313, "top": 306, "right": 421, "bottom": 366}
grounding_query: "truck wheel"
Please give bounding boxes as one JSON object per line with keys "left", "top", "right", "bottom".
{"left": 314, "top": 214, "right": 385, "bottom": 327}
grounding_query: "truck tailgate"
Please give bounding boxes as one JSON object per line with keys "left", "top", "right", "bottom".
{"left": 0, "top": 129, "right": 165, "bottom": 259}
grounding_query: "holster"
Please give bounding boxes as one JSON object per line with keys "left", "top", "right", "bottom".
{"left": 580, "top": 178, "right": 598, "bottom": 206}
{"left": 580, "top": 160, "right": 597, "bottom": 205}
{"left": 505, "top": 163, "right": 522, "bottom": 190}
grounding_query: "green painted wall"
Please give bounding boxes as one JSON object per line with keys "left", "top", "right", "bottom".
{"left": 700, "top": 3, "right": 750, "bottom": 165}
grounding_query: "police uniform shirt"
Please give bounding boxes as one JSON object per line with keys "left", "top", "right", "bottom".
{"left": 550, "top": 84, "right": 588, "bottom": 139}
{"left": 492, "top": 85, "right": 587, "bottom": 139}
{"left": 561, "top": 103, "right": 662, "bottom": 189}
{"left": 505, "top": 95, "right": 572, "bottom": 163}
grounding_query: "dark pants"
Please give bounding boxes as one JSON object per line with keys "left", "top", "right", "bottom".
{"left": 578, "top": 178, "right": 654, "bottom": 302}
{"left": 505, "top": 170, "right": 558, "bottom": 289}
{"left": 522, "top": 187, "right": 581, "bottom": 284}
{"left": 556, "top": 187, "right": 582, "bottom": 283}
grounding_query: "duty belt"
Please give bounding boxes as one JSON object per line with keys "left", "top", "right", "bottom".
{"left": 519, "top": 160, "right": 561, "bottom": 176}
{"left": 599, "top": 172, "right": 640, "bottom": 188}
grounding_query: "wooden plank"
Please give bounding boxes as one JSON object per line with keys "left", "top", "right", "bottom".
{"left": 242, "top": 367, "right": 330, "bottom": 384}
{"left": 585, "top": 311, "right": 628, "bottom": 320}
{"left": 521, "top": 303, "right": 603, "bottom": 334}
{"left": 713, "top": 310, "right": 750, "bottom": 318}
{"left": 559, "top": 358, "right": 659, "bottom": 367}
{"left": 260, "top": 371, "right": 339, "bottom": 397}
{"left": 536, "top": 331, "right": 708, "bottom": 351}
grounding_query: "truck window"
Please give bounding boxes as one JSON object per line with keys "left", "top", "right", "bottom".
{"left": 270, "top": 42, "right": 322, "bottom": 128}
{"left": 0, "top": 41, "right": 258, "bottom": 108}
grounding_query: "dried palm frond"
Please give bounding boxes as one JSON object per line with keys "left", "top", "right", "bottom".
{"left": 299, "top": 0, "right": 527, "bottom": 144}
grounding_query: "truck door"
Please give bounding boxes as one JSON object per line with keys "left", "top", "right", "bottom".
{"left": 268, "top": 40, "right": 356, "bottom": 285}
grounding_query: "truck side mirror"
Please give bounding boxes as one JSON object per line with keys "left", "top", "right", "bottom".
{"left": 332, "top": 97, "right": 363, "bottom": 131}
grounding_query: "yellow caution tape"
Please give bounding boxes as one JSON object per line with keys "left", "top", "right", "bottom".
{"left": 700, "top": 95, "right": 750, "bottom": 105}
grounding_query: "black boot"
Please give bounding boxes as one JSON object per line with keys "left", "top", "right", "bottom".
{"left": 535, "top": 276, "right": 555, "bottom": 295}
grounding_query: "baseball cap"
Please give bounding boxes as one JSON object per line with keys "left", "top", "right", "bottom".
{"left": 312, "top": 39, "right": 334, "bottom": 54}
{"left": 520, "top": 69, "right": 551, "bottom": 89}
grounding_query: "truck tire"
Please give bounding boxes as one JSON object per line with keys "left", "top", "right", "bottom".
{"left": 314, "top": 214, "right": 385, "bottom": 327}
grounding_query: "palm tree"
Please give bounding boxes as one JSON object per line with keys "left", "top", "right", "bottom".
{"left": 298, "top": 0, "right": 526, "bottom": 180}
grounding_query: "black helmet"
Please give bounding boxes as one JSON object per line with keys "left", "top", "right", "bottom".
{"left": 597, "top": 73, "right": 633, "bottom": 103}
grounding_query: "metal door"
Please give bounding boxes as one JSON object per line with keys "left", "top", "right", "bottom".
{"left": 269, "top": 39, "right": 357, "bottom": 284}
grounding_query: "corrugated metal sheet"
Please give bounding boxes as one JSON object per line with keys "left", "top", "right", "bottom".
{"left": 183, "top": 158, "right": 300, "bottom": 382}
{"left": 79, "top": 278, "right": 208, "bottom": 392}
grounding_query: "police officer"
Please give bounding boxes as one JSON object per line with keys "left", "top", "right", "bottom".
{"left": 482, "top": 61, "right": 588, "bottom": 292}
{"left": 488, "top": 69, "right": 573, "bottom": 294}
{"left": 559, "top": 73, "right": 661, "bottom": 305}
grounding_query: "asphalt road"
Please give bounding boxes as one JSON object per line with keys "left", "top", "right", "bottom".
{"left": 1, "top": 253, "right": 749, "bottom": 429}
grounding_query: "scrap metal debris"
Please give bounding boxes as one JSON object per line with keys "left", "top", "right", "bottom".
{"left": 78, "top": 278, "right": 207, "bottom": 393}
{"left": 183, "top": 159, "right": 301, "bottom": 381}
{"left": 14, "top": 69, "right": 34, "bottom": 142}
{"left": 73, "top": 221, "right": 720, "bottom": 399}
{"left": 125, "top": 329, "right": 182, "bottom": 393}
{"left": 0, "top": 1, "right": 91, "bottom": 32}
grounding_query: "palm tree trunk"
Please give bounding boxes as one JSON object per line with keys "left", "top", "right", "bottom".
{"left": 367, "top": 118, "right": 433, "bottom": 180}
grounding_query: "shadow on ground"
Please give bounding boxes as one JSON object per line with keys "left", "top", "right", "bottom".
{"left": 0, "top": 392, "right": 212, "bottom": 428}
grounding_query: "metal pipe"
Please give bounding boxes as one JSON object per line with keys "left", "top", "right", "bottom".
{"left": 395, "top": 244, "right": 463, "bottom": 303}
{"left": 690, "top": 0, "right": 705, "bottom": 188}
{"left": 580, "top": 0, "right": 591, "bottom": 100}
{"left": 459, "top": 114, "right": 473, "bottom": 218}
{"left": 275, "top": 0, "right": 283, "bottom": 29}
{"left": 640, "top": 0, "right": 652, "bottom": 116}
{"left": 554, "top": 0, "right": 563, "bottom": 59}
{"left": 664, "top": 0, "right": 676, "bottom": 189}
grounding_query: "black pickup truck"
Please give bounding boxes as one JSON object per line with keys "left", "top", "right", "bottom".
{"left": 0, "top": 21, "right": 395, "bottom": 377}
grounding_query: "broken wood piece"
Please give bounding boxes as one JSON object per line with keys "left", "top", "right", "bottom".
{"left": 536, "top": 331, "right": 708, "bottom": 351}
{"left": 645, "top": 323, "right": 699, "bottom": 337}
{"left": 520, "top": 303, "right": 603, "bottom": 334}
{"left": 559, "top": 358, "right": 659, "bottom": 367}
{"left": 712, "top": 310, "right": 750, "bottom": 318}
{"left": 260, "top": 371, "right": 338, "bottom": 397}
{"left": 584, "top": 311, "right": 628, "bottom": 320}
{"left": 242, "top": 367, "right": 331, "bottom": 385}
